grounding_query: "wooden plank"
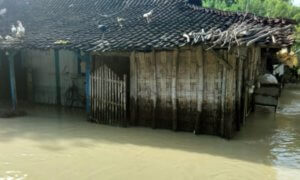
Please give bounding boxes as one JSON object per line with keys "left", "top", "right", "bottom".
{"left": 151, "top": 50, "right": 157, "bottom": 129}
{"left": 97, "top": 66, "right": 99, "bottom": 122}
{"left": 224, "top": 49, "right": 237, "bottom": 138}
{"left": 115, "top": 74, "right": 118, "bottom": 124}
{"left": 120, "top": 73, "right": 124, "bottom": 123}
{"left": 130, "top": 51, "right": 138, "bottom": 126}
{"left": 123, "top": 75, "right": 127, "bottom": 127}
{"left": 91, "top": 70, "right": 94, "bottom": 120}
{"left": 159, "top": 51, "right": 169, "bottom": 128}
{"left": 8, "top": 52, "right": 17, "bottom": 111}
{"left": 107, "top": 67, "right": 109, "bottom": 124}
{"left": 91, "top": 71, "right": 94, "bottom": 121}
{"left": 97, "top": 66, "right": 103, "bottom": 123}
{"left": 202, "top": 50, "right": 217, "bottom": 134}
{"left": 216, "top": 54, "right": 222, "bottom": 135}
{"left": 243, "top": 49, "right": 249, "bottom": 124}
{"left": 235, "top": 55, "right": 241, "bottom": 131}
{"left": 103, "top": 65, "right": 106, "bottom": 123}
{"left": 100, "top": 65, "right": 104, "bottom": 123}
{"left": 118, "top": 75, "right": 121, "bottom": 124}
{"left": 194, "top": 46, "right": 204, "bottom": 134}
{"left": 104, "top": 65, "right": 108, "bottom": 124}
{"left": 77, "top": 50, "right": 82, "bottom": 74}
{"left": 96, "top": 69, "right": 99, "bottom": 123}
{"left": 108, "top": 67, "right": 112, "bottom": 125}
{"left": 112, "top": 69, "right": 115, "bottom": 124}
{"left": 189, "top": 48, "right": 198, "bottom": 132}
{"left": 114, "top": 74, "right": 119, "bottom": 123}
{"left": 221, "top": 66, "right": 226, "bottom": 136}
{"left": 92, "top": 69, "right": 96, "bottom": 122}
{"left": 171, "top": 49, "right": 179, "bottom": 131}
{"left": 111, "top": 69, "right": 114, "bottom": 125}
{"left": 117, "top": 73, "right": 120, "bottom": 125}
{"left": 116, "top": 73, "right": 119, "bottom": 125}
{"left": 85, "top": 54, "right": 92, "bottom": 114}
{"left": 108, "top": 66, "right": 112, "bottom": 124}
{"left": 113, "top": 69, "right": 116, "bottom": 125}
{"left": 95, "top": 68, "right": 98, "bottom": 122}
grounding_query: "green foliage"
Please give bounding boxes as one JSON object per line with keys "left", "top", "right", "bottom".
{"left": 203, "top": 0, "right": 300, "bottom": 19}
{"left": 203, "top": 0, "right": 300, "bottom": 50}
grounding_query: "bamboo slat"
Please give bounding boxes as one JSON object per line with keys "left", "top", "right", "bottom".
{"left": 90, "top": 64, "right": 127, "bottom": 126}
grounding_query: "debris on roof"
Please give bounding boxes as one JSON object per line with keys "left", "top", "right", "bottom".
{"left": 143, "top": 9, "right": 153, "bottom": 23}
{"left": 186, "top": 21, "right": 293, "bottom": 50}
{"left": 16, "top": 21, "right": 25, "bottom": 38}
{"left": 0, "top": 8, "right": 6, "bottom": 16}
{"left": 54, "top": 40, "right": 71, "bottom": 45}
{"left": 117, "top": 17, "right": 125, "bottom": 28}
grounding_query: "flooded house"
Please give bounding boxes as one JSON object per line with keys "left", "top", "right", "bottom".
{"left": 0, "top": 0, "right": 296, "bottom": 138}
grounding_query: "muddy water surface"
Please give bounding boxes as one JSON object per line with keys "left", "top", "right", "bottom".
{"left": 0, "top": 85, "right": 299, "bottom": 180}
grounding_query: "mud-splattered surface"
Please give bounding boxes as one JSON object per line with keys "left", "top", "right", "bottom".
{"left": 0, "top": 85, "right": 299, "bottom": 180}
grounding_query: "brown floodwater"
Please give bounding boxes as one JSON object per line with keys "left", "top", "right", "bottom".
{"left": 0, "top": 85, "right": 299, "bottom": 180}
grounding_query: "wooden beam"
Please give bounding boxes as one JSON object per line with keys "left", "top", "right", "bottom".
{"left": 54, "top": 49, "right": 61, "bottom": 105}
{"left": 91, "top": 51, "right": 131, "bottom": 57}
{"left": 8, "top": 51, "right": 18, "bottom": 111}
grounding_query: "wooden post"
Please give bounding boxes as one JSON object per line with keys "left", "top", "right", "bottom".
{"left": 8, "top": 51, "right": 17, "bottom": 111}
{"left": 54, "top": 49, "right": 61, "bottom": 105}
{"left": 85, "top": 54, "right": 92, "bottom": 114}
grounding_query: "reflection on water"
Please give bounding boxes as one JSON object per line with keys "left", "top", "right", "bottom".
{"left": 271, "top": 84, "right": 300, "bottom": 180}
{"left": 0, "top": 85, "right": 299, "bottom": 180}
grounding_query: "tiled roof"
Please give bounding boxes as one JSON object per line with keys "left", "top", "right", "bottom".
{"left": 0, "top": 0, "right": 296, "bottom": 52}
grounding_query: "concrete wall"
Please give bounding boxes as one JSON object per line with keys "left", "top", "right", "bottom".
{"left": 22, "top": 49, "right": 85, "bottom": 106}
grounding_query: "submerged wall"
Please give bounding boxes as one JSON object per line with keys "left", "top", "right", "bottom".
{"left": 130, "top": 46, "right": 261, "bottom": 138}
{"left": 22, "top": 49, "right": 85, "bottom": 106}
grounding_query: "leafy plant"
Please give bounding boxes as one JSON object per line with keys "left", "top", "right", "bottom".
{"left": 203, "top": 0, "right": 300, "bottom": 53}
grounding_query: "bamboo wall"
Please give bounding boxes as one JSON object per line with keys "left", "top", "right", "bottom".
{"left": 130, "top": 46, "right": 261, "bottom": 138}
